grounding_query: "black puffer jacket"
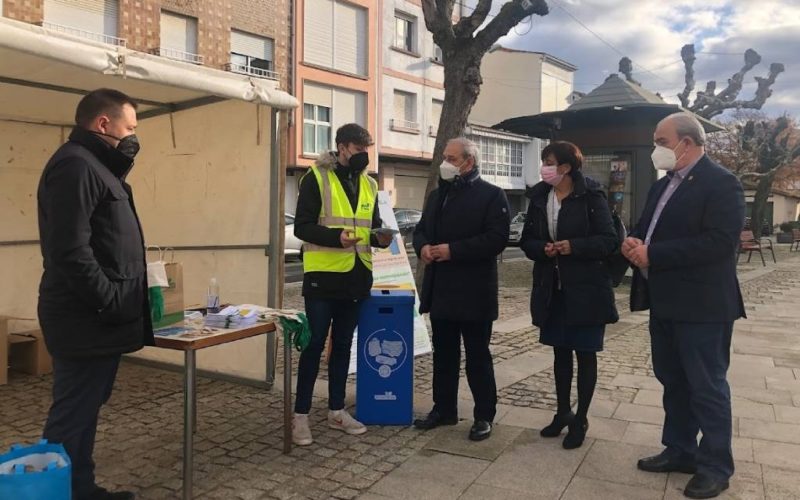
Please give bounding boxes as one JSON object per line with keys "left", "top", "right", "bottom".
{"left": 520, "top": 172, "right": 619, "bottom": 327}
{"left": 37, "top": 127, "right": 154, "bottom": 358}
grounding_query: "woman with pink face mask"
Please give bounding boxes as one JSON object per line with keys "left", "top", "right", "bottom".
{"left": 519, "top": 141, "right": 619, "bottom": 449}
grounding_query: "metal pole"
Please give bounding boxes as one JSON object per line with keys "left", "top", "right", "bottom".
{"left": 283, "top": 333, "right": 292, "bottom": 454}
{"left": 183, "top": 349, "right": 196, "bottom": 500}
{"left": 266, "top": 108, "right": 282, "bottom": 387}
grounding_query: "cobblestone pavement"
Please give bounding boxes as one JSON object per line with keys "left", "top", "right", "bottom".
{"left": 1, "top": 246, "right": 798, "bottom": 499}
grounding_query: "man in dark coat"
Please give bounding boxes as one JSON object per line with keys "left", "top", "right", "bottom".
{"left": 38, "top": 88, "right": 153, "bottom": 500}
{"left": 412, "top": 137, "right": 510, "bottom": 441}
{"left": 623, "top": 112, "right": 745, "bottom": 499}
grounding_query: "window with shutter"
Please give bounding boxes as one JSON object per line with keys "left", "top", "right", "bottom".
{"left": 305, "top": 0, "right": 367, "bottom": 76}
{"left": 43, "top": 0, "right": 122, "bottom": 45}
{"left": 304, "top": 0, "right": 334, "bottom": 69}
{"left": 392, "top": 91, "right": 418, "bottom": 131}
{"left": 394, "top": 12, "right": 415, "bottom": 53}
{"left": 159, "top": 11, "right": 201, "bottom": 64}
{"left": 229, "top": 30, "right": 277, "bottom": 79}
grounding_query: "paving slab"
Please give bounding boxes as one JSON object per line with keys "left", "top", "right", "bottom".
{"left": 474, "top": 429, "right": 590, "bottom": 498}
{"left": 733, "top": 398, "right": 778, "bottom": 421}
{"left": 620, "top": 422, "right": 662, "bottom": 448}
{"left": 575, "top": 440, "right": 666, "bottom": 490}
{"left": 457, "top": 483, "right": 536, "bottom": 500}
{"left": 423, "top": 421, "right": 524, "bottom": 461}
{"left": 762, "top": 465, "right": 800, "bottom": 500}
{"left": 585, "top": 416, "right": 628, "bottom": 442}
{"left": 367, "top": 449, "right": 489, "bottom": 500}
{"left": 561, "top": 476, "right": 664, "bottom": 500}
{"left": 613, "top": 402, "right": 665, "bottom": 425}
{"left": 767, "top": 377, "right": 800, "bottom": 394}
{"left": 734, "top": 437, "right": 756, "bottom": 463}
{"left": 752, "top": 439, "right": 800, "bottom": 471}
{"left": 633, "top": 389, "right": 662, "bottom": 407}
{"left": 496, "top": 406, "right": 556, "bottom": 430}
{"left": 774, "top": 404, "right": 800, "bottom": 424}
{"left": 739, "top": 418, "right": 800, "bottom": 445}
{"left": 493, "top": 315, "right": 533, "bottom": 334}
{"left": 730, "top": 387, "right": 796, "bottom": 406}
{"left": 587, "top": 398, "right": 620, "bottom": 418}
{"left": 609, "top": 374, "right": 663, "bottom": 391}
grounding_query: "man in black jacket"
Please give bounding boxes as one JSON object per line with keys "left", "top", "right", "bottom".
{"left": 412, "top": 137, "right": 510, "bottom": 441}
{"left": 38, "top": 89, "right": 152, "bottom": 500}
{"left": 623, "top": 112, "right": 745, "bottom": 499}
{"left": 291, "top": 123, "right": 391, "bottom": 446}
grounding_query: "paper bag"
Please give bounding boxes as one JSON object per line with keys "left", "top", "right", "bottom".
{"left": 149, "top": 248, "right": 185, "bottom": 329}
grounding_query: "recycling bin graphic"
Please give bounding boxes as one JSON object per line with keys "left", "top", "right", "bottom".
{"left": 356, "top": 288, "right": 415, "bottom": 425}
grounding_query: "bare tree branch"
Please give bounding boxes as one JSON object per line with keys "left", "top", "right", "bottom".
{"left": 737, "top": 63, "right": 786, "bottom": 113}
{"left": 677, "top": 44, "right": 696, "bottom": 108}
{"left": 618, "top": 57, "right": 641, "bottom": 86}
{"left": 474, "top": 0, "right": 548, "bottom": 53}
{"left": 422, "top": 0, "right": 455, "bottom": 48}
{"left": 716, "top": 49, "right": 762, "bottom": 102}
{"left": 454, "top": 0, "right": 493, "bottom": 38}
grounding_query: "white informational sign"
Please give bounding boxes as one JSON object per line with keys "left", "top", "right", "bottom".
{"left": 348, "top": 191, "right": 432, "bottom": 373}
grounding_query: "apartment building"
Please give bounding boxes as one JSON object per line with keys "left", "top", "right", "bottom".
{"left": 1, "top": 0, "right": 290, "bottom": 90}
{"left": 376, "top": 0, "right": 444, "bottom": 211}
{"left": 285, "top": 0, "right": 378, "bottom": 212}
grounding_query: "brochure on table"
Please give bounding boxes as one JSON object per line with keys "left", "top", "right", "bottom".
{"left": 348, "top": 191, "right": 432, "bottom": 373}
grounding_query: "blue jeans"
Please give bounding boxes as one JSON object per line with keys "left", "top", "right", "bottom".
{"left": 650, "top": 318, "right": 734, "bottom": 480}
{"left": 294, "top": 297, "right": 362, "bottom": 414}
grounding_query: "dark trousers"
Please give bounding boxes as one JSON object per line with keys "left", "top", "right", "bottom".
{"left": 650, "top": 319, "right": 734, "bottom": 480}
{"left": 294, "top": 297, "right": 361, "bottom": 414}
{"left": 431, "top": 319, "right": 497, "bottom": 422}
{"left": 43, "top": 355, "right": 121, "bottom": 499}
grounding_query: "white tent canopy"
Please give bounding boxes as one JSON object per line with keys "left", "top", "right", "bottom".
{"left": 0, "top": 16, "right": 297, "bottom": 127}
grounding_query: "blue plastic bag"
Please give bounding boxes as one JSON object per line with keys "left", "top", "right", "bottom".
{"left": 0, "top": 439, "right": 71, "bottom": 500}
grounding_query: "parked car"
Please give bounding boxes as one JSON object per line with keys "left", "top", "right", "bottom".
{"left": 508, "top": 212, "right": 526, "bottom": 245}
{"left": 284, "top": 213, "right": 303, "bottom": 259}
{"left": 393, "top": 208, "right": 422, "bottom": 240}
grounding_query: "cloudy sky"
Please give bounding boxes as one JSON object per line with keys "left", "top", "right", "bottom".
{"left": 486, "top": 0, "right": 799, "bottom": 119}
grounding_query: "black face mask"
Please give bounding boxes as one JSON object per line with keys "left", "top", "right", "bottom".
{"left": 93, "top": 131, "right": 141, "bottom": 160}
{"left": 347, "top": 151, "right": 370, "bottom": 172}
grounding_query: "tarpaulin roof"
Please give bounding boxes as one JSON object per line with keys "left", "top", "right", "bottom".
{"left": 0, "top": 16, "right": 297, "bottom": 126}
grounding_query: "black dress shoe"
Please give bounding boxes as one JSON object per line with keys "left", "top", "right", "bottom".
{"left": 684, "top": 473, "right": 729, "bottom": 499}
{"left": 540, "top": 411, "right": 575, "bottom": 438}
{"left": 413, "top": 410, "right": 458, "bottom": 430}
{"left": 637, "top": 450, "right": 697, "bottom": 474}
{"left": 468, "top": 420, "right": 492, "bottom": 441}
{"left": 562, "top": 417, "right": 588, "bottom": 449}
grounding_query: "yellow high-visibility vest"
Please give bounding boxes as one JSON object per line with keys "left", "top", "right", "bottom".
{"left": 302, "top": 165, "right": 378, "bottom": 273}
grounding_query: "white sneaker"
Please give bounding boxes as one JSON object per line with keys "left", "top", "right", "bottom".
{"left": 292, "top": 413, "right": 313, "bottom": 446}
{"left": 328, "top": 409, "right": 367, "bottom": 435}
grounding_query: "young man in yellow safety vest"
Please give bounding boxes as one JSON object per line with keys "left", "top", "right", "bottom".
{"left": 292, "top": 123, "right": 393, "bottom": 446}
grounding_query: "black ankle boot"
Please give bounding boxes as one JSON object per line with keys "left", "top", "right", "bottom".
{"left": 540, "top": 411, "right": 575, "bottom": 437}
{"left": 562, "top": 417, "right": 588, "bottom": 449}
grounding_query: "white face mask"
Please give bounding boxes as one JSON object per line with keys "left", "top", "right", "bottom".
{"left": 439, "top": 160, "right": 460, "bottom": 181}
{"left": 651, "top": 142, "right": 686, "bottom": 171}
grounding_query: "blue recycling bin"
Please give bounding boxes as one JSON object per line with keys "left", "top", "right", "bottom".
{"left": 356, "top": 288, "right": 415, "bottom": 425}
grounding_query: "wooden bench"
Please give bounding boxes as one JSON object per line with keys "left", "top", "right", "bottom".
{"left": 738, "top": 230, "right": 775, "bottom": 266}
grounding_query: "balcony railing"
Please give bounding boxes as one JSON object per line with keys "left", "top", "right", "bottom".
{"left": 41, "top": 22, "right": 126, "bottom": 47}
{"left": 225, "top": 62, "right": 280, "bottom": 81}
{"left": 391, "top": 119, "right": 421, "bottom": 133}
{"left": 150, "top": 47, "right": 204, "bottom": 65}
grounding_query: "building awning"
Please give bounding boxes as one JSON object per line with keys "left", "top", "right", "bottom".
{"left": 0, "top": 16, "right": 297, "bottom": 126}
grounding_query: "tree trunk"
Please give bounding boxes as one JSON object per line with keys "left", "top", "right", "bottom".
{"left": 413, "top": 52, "right": 484, "bottom": 284}
{"left": 750, "top": 170, "right": 776, "bottom": 238}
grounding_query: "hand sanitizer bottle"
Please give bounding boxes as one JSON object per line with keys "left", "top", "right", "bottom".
{"left": 207, "top": 278, "right": 220, "bottom": 313}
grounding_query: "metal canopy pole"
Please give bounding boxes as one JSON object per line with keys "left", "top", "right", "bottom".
{"left": 266, "top": 108, "right": 282, "bottom": 386}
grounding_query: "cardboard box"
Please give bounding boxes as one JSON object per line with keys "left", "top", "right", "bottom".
{"left": 1, "top": 316, "right": 51, "bottom": 384}
{"left": 9, "top": 329, "right": 52, "bottom": 376}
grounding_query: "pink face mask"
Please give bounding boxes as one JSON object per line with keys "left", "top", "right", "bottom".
{"left": 541, "top": 165, "right": 564, "bottom": 186}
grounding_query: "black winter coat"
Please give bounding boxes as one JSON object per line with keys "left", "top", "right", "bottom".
{"left": 413, "top": 171, "right": 510, "bottom": 321}
{"left": 37, "top": 128, "right": 154, "bottom": 358}
{"left": 521, "top": 172, "right": 619, "bottom": 327}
